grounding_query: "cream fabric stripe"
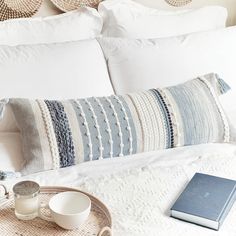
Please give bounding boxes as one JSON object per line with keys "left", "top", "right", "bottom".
{"left": 145, "top": 91, "right": 166, "bottom": 149}
{"left": 128, "top": 92, "right": 150, "bottom": 151}
{"left": 140, "top": 91, "right": 157, "bottom": 150}
{"left": 61, "top": 100, "right": 83, "bottom": 164}
{"left": 124, "top": 95, "right": 143, "bottom": 153}
{"left": 30, "top": 101, "right": 52, "bottom": 171}
{"left": 199, "top": 77, "right": 230, "bottom": 143}
{"left": 136, "top": 92, "right": 155, "bottom": 151}
{"left": 37, "top": 100, "right": 60, "bottom": 169}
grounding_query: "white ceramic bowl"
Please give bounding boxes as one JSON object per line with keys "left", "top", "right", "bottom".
{"left": 48, "top": 191, "right": 91, "bottom": 230}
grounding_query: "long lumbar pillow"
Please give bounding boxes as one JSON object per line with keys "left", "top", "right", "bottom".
{"left": 8, "top": 73, "right": 234, "bottom": 175}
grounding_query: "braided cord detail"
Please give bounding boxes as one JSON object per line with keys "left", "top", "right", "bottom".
{"left": 37, "top": 100, "right": 60, "bottom": 169}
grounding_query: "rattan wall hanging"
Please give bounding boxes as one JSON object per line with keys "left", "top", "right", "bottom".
{"left": 165, "top": 0, "right": 192, "bottom": 7}
{"left": 0, "top": 0, "right": 43, "bottom": 21}
{"left": 49, "top": 0, "right": 102, "bottom": 12}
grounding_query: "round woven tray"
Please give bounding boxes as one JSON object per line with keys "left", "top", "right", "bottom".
{"left": 165, "top": 0, "right": 192, "bottom": 7}
{"left": 0, "top": 185, "right": 112, "bottom": 236}
{"left": 49, "top": 0, "right": 102, "bottom": 12}
{"left": 0, "top": 0, "right": 43, "bottom": 21}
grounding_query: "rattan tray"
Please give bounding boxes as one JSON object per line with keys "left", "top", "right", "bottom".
{"left": 0, "top": 185, "right": 112, "bottom": 236}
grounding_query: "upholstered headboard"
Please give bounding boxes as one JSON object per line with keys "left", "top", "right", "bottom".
{"left": 36, "top": 0, "right": 236, "bottom": 26}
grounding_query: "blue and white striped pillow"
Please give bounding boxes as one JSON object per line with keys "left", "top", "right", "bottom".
{"left": 9, "top": 73, "right": 234, "bottom": 175}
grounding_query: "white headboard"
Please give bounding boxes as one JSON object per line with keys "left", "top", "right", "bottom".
{"left": 36, "top": 0, "right": 236, "bottom": 26}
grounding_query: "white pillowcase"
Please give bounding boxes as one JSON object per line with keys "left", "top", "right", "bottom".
{"left": 98, "top": 26, "right": 236, "bottom": 115}
{"left": 0, "top": 7, "right": 102, "bottom": 46}
{"left": 0, "top": 39, "right": 114, "bottom": 135}
{"left": 99, "top": 0, "right": 228, "bottom": 38}
{"left": 0, "top": 38, "right": 114, "bottom": 170}
{"left": 0, "top": 39, "right": 113, "bottom": 100}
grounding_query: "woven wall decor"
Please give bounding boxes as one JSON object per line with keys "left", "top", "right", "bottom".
{"left": 165, "top": 0, "right": 192, "bottom": 7}
{"left": 0, "top": 0, "right": 43, "bottom": 21}
{"left": 49, "top": 0, "right": 102, "bottom": 12}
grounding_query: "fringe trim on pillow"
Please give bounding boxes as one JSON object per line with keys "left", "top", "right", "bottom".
{"left": 216, "top": 74, "right": 231, "bottom": 94}
{"left": 0, "top": 171, "right": 21, "bottom": 180}
{"left": 0, "top": 98, "right": 9, "bottom": 120}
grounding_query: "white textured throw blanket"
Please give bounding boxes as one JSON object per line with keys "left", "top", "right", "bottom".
{"left": 79, "top": 151, "right": 236, "bottom": 236}
{"left": 2, "top": 143, "right": 236, "bottom": 236}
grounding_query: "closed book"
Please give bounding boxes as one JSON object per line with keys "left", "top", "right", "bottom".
{"left": 171, "top": 173, "right": 236, "bottom": 230}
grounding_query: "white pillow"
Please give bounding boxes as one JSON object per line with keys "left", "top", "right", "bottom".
{"left": 0, "top": 7, "right": 102, "bottom": 46}
{"left": 98, "top": 26, "right": 236, "bottom": 115}
{"left": 99, "top": 0, "right": 228, "bottom": 38}
{"left": 0, "top": 39, "right": 113, "bottom": 100}
{"left": 0, "top": 39, "right": 114, "bottom": 133}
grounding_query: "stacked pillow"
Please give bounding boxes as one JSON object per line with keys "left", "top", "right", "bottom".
{"left": 0, "top": 7, "right": 102, "bottom": 45}
{"left": 98, "top": 0, "right": 228, "bottom": 38}
{"left": 98, "top": 26, "right": 236, "bottom": 119}
{"left": 0, "top": 7, "right": 108, "bottom": 172}
{"left": 0, "top": 1, "right": 233, "bottom": 176}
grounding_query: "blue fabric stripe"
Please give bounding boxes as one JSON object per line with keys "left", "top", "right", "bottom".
{"left": 117, "top": 96, "right": 137, "bottom": 154}
{"left": 166, "top": 79, "right": 224, "bottom": 145}
{"left": 87, "top": 97, "right": 111, "bottom": 159}
{"left": 80, "top": 98, "right": 100, "bottom": 160}
{"left": 45, "top": 100, "right": 75, "bottom": 168}
{"left": 99, "top": 96, "right": 121, "bottom": 157}
{"left": 71, "top": 96, "right": 137, "bottom": 161}
{"left": 70, "top": 100, "right": 91, "bottom": 162}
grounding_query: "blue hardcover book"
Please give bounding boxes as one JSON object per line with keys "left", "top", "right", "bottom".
{"left": 171, "top": 173, "right": 236, "bottom": 230}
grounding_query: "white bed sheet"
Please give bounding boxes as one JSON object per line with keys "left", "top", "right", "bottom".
{"left": 2, "top": 143, "right": 236, "bottom": 235}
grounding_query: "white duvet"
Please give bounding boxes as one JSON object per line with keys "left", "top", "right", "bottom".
{"left": 2, "top": 143, "right": 236, "bottom": 236}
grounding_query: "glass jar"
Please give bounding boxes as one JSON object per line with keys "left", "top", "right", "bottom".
{"left": 13, "top": 181, "right": 40, "bottom": 220}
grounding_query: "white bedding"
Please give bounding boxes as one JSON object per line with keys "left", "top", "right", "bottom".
{"left": 2, "top": 143, "right": 236, "bottom": 235}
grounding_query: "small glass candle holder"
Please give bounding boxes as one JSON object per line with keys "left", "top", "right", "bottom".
{"left": 13, "top": 181, "right": 40, "bottom": 220}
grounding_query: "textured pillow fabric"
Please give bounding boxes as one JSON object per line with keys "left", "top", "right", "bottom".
{"left": 9, "top": 73, "right": 234, "bottom": 175}
{"left": 0, "top": 39, "right": 113, "bottom": 100}
{"left": 0, "top": 8, "right": 102, "bottom": 46}
{"left": 0, "top": 104, "right": 18, "bottom": 133}
{"left": 98, "top": 0, "right": 227, "bottom": 38}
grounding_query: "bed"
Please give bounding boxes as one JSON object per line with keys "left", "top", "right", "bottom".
{"left": 0, "top": 1, "right": 236, "bottom": 235}
{"left": 2, "top": 143, "right": 236, "bottom": 235}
